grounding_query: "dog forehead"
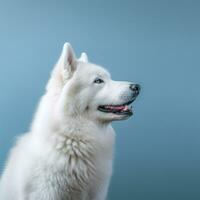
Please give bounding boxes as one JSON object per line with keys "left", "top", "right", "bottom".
{"left": 77, "top": 62, "right": 110, "bottom": 78}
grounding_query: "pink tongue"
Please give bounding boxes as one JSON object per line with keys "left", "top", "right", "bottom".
{"left": 106, "top": 105, "right": 129, "bottom": 111}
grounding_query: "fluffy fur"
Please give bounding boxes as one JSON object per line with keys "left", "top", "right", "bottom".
{"left": 0, "top": 43, "right": 139, "bottom": 200}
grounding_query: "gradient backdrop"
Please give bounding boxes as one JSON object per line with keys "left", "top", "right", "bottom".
{"left": 0, "top": 0, "right": 199, "bottom": 199}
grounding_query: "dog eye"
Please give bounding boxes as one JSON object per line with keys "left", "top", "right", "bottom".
{"left": 94, "top": 78, "right": 104, "bottom": 84}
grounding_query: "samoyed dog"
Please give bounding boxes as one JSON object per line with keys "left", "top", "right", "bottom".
{"left": 0, "top": 43, "right": 140, "bottom": 200}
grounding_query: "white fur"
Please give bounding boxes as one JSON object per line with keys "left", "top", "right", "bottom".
{"left": 0, "top": 43, "right": 135, "bottom": 200}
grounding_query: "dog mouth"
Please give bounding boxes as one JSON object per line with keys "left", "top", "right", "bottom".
{"left": 98, "top": 99, "right": 135, "bottom": 116}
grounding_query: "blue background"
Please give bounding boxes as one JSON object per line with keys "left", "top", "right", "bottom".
{"left": 0, "top": 0, "right": 200, "bottom": 199}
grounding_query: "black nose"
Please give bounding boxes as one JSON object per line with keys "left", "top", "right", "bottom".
{"left": 129, "top": 84, "right": 141, "bottom": 94}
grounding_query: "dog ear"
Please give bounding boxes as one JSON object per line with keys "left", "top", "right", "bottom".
{"left": 58, "top": 43, "right": 77, "bottom": 80}
{"left": 79, "top": 52, "right": 88, "bottom": 63}
{"left": 46, "top": 43, "right": 77, "bottom": 91}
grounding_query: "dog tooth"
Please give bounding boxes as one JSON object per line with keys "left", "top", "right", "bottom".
{"left": 123, "top": 105, "right": 129, "bottom": 111}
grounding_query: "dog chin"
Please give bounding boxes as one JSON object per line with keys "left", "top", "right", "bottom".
{"left": 109, "top": 112, "right": 133, "bottom": 121}
{"left": 97, "top": 110, "right": 133, "bottom": 123}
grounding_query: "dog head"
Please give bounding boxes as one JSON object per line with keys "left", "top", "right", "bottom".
{"left": 47, "top": 43, "right": 140, "bottom": 123}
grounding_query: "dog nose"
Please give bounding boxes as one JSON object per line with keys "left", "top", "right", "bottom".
{"left": 129, "top": 84, "right": 141, "bottom": 95}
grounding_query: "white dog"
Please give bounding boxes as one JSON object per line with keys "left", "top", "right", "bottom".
{"left": 0, "top": 43, "right": 140, "bottom": 200}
